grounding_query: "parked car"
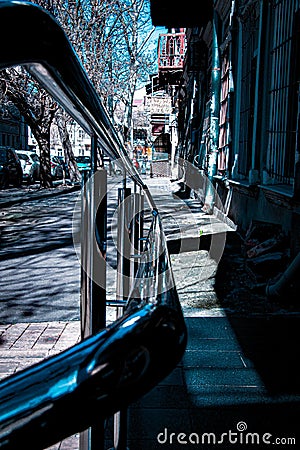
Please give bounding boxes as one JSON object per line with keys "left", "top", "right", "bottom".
{"left": 16, "top": 150, "right": 40, "bottom": 184}
{"left": 75, "top": 155, "right": 91, "bottom": 172}
{"left": 50, "top": 156, "right": 64, "bottom": 179}
{"left": 0, "top": 146, "right": 23, "bottom": 189}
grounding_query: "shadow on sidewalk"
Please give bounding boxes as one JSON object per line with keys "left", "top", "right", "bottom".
{"left": 214, "top": 232, "right": 300, "bottom": 394}
{"left": 124, "top": 230, "right": 300, "bottom": 450}
{"left": 0, "top": 189, "right": 81, "bottom": 324}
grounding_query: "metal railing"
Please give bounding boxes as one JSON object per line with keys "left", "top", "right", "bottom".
{"left": 0, "top": 2, "right": 187, "bottom": 449}
{"left": 266, "top": 0, "right": 299, "bottom": 185}
{"left": 158, "top": 32, "right": 186, "bottom": 69}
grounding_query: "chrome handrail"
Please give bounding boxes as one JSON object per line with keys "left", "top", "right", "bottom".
{"left": 0, "top": 1, "right": 187, "bottom": 449}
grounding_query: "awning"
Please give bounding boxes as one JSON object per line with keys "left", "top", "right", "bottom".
{"left": 150, "top": 0, "right": 213, "bottom": 27}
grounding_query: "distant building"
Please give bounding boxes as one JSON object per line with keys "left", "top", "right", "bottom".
{"left": 63, "top": 121, "right": 91, "bottom": 157}
{"left": 150, "top": 0, "right": 300, "bottom": 298}
{"left": 28, "top": 121, "right": 91, "bottom": 157}
{"left": 0, "top": 104, "right": 28, "bottom": 150}
{"left": 144, "top": 29, "right": 187, "bottom": 167}
{"left": 152, "top": 0, "right": 300, "bottom": 252}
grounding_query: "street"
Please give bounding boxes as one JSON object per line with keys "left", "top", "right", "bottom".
{"left": 1, "top": 175, "right": 297, "bottom": 325}
{"left": 0, "top": 187, "right": 81, "bottom": 324}
{"left": 0, "top": 174, "right": 146, "bottom": 325}
{"left": 1, "top": 0, "right": 300, "bottom": 447}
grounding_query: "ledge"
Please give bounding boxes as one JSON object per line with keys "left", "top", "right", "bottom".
{"left": 219, "top": 178, "right": 300, "bottom": 211}
{"left": 258, "top": 183, "right": 293, "bottom": 198}
{"left": 217, "top": 177, "right": 259, "bottom": 198}
{"left": 258, "top": 184, "right": 300, "bottom": 210}
{"left": 214, "top": 178, "right": 300, "bottom": 212}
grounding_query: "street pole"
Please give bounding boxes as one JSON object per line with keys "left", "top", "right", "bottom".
{"left": 203, "top": 9, "right": 221, "bottom": 214}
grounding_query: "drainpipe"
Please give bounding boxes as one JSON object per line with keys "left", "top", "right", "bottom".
{"left": 266, "top": 250, "right": 300, "bottom": 300}
{"left": 203, "top": 7, "right": 221, "bottom": 214}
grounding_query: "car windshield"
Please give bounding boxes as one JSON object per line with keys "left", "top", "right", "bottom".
{"left": 76, "top": 156, "right": 90, "bottom": 164}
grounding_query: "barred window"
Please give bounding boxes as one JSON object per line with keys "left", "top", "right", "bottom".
{"left": 238, "top": 0, "right": 260, "bottom": 177}
{"left": 266, "top": 0, "right": 300, "bottom": 185}
{"left": 218, "top": 50, "right": 231, "bottom": 174}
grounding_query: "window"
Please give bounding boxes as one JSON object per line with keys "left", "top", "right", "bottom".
{"left": 238, "top": 1, "right": 260, "bottom": 177}
{"left": 78, "top": 129, "right": 85, "bottom": 140}
{"left": 218, "top": 50, "right": 231, "bottom": 175}
{"left": 266, "top": 0, "right": 300, "bottom": 185}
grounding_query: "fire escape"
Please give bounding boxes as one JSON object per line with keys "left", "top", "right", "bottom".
{"left": 147, "top": 30, "right": 187, "bottom": 163}
{"left": 157, "top": 29, "right": 186, "bottom": 87}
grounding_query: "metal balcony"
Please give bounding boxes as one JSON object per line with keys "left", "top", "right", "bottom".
{"left": 158, "top": 33, "right": 186, "bottom": 71}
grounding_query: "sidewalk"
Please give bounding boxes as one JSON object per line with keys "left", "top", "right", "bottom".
{"left": 0, "top": 321, "right": 80, "bottom": 379}
{"left": 126, "top": 177, "right": 300, "bottom": 449}
{"left": 1, "top": 177, "right": 299, "bottom": 449}
{"left": 126, "top": 314, "right": 300, "bottom": 449}
{"left": 0, "top": 321, "right": 81, "bottom": 450}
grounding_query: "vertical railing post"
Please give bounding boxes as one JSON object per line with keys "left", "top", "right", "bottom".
{"left": 111, "top": 174, "right": 131, "bottom": 450}
{"left": 139, "top": 186, "right": 144, "bottom": 253}
{"left": 80, "top": 133, "right": 107, "bottom": 450}
{"left": 130, "top": 183, "right": 145, "bottom": 278}
{"left": 116, "top": 177, "right": 131, "bottom": 305}
{"left": 130, "top": 181, "right": 141, "bottom": 277}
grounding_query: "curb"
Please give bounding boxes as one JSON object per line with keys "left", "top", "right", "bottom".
{"left": 0, "top": 184, "right": 81, "bottom": 208}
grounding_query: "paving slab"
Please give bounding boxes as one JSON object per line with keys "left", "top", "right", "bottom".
{"left": 127, "top": 315, "right": 300, "bottom": 449}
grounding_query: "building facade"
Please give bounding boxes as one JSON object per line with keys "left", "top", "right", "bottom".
{"left": 0, "top": 104, "right": 28, "bottom": 150}
{"left": 152, "top": 0, "right": 300, "bottom": 258}
{"left": 28, "top": 121, "right": 91, "bottom": 158}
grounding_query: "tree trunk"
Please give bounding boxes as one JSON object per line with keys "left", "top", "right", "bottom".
{"left": 56, "top": 112, "right": 81, "bottom": 184}
{"left": 32, "top": 127, "right": 53, "bottom": 188}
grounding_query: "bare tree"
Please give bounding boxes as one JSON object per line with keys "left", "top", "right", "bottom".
{"left": 42, "top": 0, "right": 156, "bottom": 142}
{"left": 55, "top": 109, "right": 81, "bottom": 183}
{"left": 112, "top": 0, "right": 154, "bottom": 142}
{"left": 0, "top": 0, "right": 157, "bottom": 189}
{"left": 1, "top": 68, "right": 57, "bottom": 188}
{"left": 28, "top": 0, "right": 121, "bottom": 177}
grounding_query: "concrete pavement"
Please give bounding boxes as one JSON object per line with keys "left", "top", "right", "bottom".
{"left": 127, "top": 178, "right": 300, "bottom": 449}
{"left": 0, "top": 321, "right": 81, "bottom": 450}
{"left": 0, "top": 321, "right": 80, "bottom": 379}
{"left": 126, "top": 314, "right": 300, "bottom": 449}
{"left": 1, "top": 316, "right": 299, "bottom": 449}
{"left": 1, "top": 177, "right": 299, "bottom": 449}
{"left": 0, "top": 182, "right": 81, "bottom": 209}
